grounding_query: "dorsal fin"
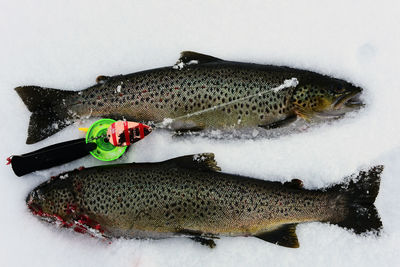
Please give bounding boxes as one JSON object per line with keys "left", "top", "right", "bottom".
{"left": 165, "top": 153, "right": 221, "bottom": 172}
{"left": 255, "top": 224, "right": 299, "bottom": 248}
{"left": 178, "top": 51, "right": 223, "bottom": 64}
{"left": 284, "top": 179, "right": 304, "bottom": 189}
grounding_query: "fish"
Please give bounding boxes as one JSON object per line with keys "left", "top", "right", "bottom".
{"left": 26, "top": 153, "right": 382, "bottom": 248}
{"left": 15, "top": 51, "right": 363, "bottom": 144}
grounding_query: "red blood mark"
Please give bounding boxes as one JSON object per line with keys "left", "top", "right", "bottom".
{"left": 97, "top": 96, "right": 102, "bottom": 100}
{"left": 174, "top": 87, "right": 179, "bottom": 90}
{"left": 159, "top": 98, "right": 163, "bottom": 102}
{"left": 75, "top": 182, "right": 82, "bottom": 192}
{"left": 50, "top": 176, "right": 57, "bottom": 180}
{"left": 5, "top": 157, "right": 11, "bottom": 165}
{"left": 29, "top": 206, "right": 73, "bottom": 227}
{"left": 65, "top": 204, "right": 77, "bottom": 214}
{"left": 28, "top": 203, "right": 106, "bottom": 237}
{"left": 76, "top": 214, "right": 105, "bottom": 234}
{"left": 74, "top": 225, "right": 87, "bottom": 234}
{"left": 78, "top": 166, "right": 85, "bottom": 171}
{"left": 142, "top": 89, "right": 147, "bottom": 93}
{"left": 189, "top": 98, "right": 193, "bottom": 103}
{"left": 119, "top": 93, "right": 124, "bottom": 97}
{"left": 201, "top": 85, "right": 205, "bottom": 88}
{"left": 279, "top": 202, "right": 282, "bottom": 206}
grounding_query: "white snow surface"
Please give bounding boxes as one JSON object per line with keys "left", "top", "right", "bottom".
{"left": 1, "top": 1, "right": 400, "bottom": 266}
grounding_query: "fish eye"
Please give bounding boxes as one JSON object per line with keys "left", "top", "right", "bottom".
{"left": 329, "top": 86, "right": 345, "bottom": 95}
{"left": 32, "top": 189, "right": 41, "bottom": 200}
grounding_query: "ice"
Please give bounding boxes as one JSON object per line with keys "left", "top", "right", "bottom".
{"left": 1, "top": 1, "right": 400, "bottom": 267}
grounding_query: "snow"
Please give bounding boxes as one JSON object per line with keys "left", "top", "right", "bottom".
{"left": 272, "top": 78, "right": 299, "bottom": 92}
{"left": 116, "top": 84, "right": 122, "bottom": 93}
{"left": 1, "top": 1, "right": 400, "bottom": 267}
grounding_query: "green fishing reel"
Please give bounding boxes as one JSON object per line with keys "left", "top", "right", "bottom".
{"left": 8, "top": 118, "right": 152, "bottom": 177}
{"left": 85, "top": 119, "right": 127, "bottom": 161}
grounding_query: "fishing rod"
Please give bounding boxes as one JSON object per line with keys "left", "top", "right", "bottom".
{"left": 7, "top": 119, "right": 152, "bottom": 176}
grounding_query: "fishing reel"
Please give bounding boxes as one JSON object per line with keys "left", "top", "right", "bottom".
{"left": 7, "top": 119, "right": 152, "bottom": 176}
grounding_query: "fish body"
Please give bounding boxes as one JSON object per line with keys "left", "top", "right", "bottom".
{"left": 16, "top": 51, "right": 362, "bottom": 144}
{"left": 27, "top": 154, "right": 382, "bottom": 248}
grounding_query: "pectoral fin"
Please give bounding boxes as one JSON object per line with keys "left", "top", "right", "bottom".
{"left": 259, "top": 114, "right": 297, "bottom": 129}
{"left": 255, "top": 224, "right": 299, "bottom": 248}
{"left": 294, "top": 107, "right": 313, "bottom": 121}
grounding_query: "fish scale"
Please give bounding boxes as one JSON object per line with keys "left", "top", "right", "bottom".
{"left": 75, "top": 63, "right": 296, "bottom": 128}
{"left": 27, "top": 154, "right": 383, "bottom": 248}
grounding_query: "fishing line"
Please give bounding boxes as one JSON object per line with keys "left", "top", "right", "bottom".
{"left": 154, "top": 77, "right": 299, "bottom": 128}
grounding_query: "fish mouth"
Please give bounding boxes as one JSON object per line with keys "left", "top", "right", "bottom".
{"left": 343, "top": 93, "right": 364, "bottom": 108}
{"left": 317, "top": 88, "right": 363, "bottom": 118}
{"left": 333, "top": 88, "right": 363, "bottom": 110}
{"left": 27, "top": 201, "right": 67, "bottom": 224}
{"left": 26, "top": 190, "right": 41, "bottom": 212}
{"left": 27, "top": 200, "right": 51, "bottom": 221}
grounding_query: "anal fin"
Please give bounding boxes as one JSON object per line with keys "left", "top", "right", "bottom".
{"left": 255, "top": 224, "right": 299, "bottom": 248}
{"left": 177, "top": 228, "right": 218, "bottom": 248}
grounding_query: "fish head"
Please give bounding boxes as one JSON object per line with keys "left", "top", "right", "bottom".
{"left": 26, "top": 177, "right": 76, "bottom": 225}
{"left": 292, "top": 79, "right": 363, "bottom": 119}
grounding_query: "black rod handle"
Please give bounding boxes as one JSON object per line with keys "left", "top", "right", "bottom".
{"left": 9, "top": 138, "right": 96, "bottom": 177}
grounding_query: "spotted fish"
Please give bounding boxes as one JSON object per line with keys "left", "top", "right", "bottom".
{"left": 26, "top": 153, "right": 382, "bottom": 248}
{"left": 16, "top": 51, "right": 362, "bottom": 144}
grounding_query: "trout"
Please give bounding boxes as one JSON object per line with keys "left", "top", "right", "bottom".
{"left": 26, "top": 153, "right": 382, "bottom": 248}
{"left": 16, "top": 51, "right": 363, "bottom": 144}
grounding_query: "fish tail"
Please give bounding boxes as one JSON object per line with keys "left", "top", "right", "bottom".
{"left": 329, "top": 165, "right": 383, "bottom": 234}
{"left": 15, "top": 86, "right": 76, "bottom": 144}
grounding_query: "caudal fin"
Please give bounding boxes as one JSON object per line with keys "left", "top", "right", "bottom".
{"left": 15, "top": 86, "right": 76, "bottom": 144}
{"left": 329, "top": 165, "right": 383, "bottom": 234}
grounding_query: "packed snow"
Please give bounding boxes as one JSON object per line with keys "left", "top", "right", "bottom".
{"left": 1, "top": 1, "right": 400, "bottom": 267}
